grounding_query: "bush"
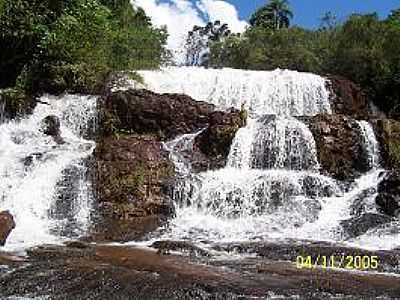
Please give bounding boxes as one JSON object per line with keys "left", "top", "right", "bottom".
{"left": 0, "top": 0, "right": 169, "bottom": 95}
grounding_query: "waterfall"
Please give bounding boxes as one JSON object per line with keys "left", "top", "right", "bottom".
{"left": 137, "top": 67, "right": 391, "bottom": 247}
{"left": 357, "top": 120, "right": 381, "bottom": 169}
{"left": 139, "top": 67, "right": 332, "bottom": 117}
{"left": 0, "top": 94, "right": 97, "bottom": 250}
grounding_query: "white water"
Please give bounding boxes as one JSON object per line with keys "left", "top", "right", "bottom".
{"left": 357, "top": 120, "right": 381, "bottom": 169}
{"left": 140, "top": 67, "right": 399, "bottom": 250}
{"left": 0, "top": 94, "right": 97, "bottom": 251}
{"left": 139, "top": 67, "right": 332, "bottom": 117}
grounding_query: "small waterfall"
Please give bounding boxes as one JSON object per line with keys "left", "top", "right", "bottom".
{"left": 164, "top": 130, "right": 204, "bottom": 176}
{"left": 139, "top": 67, "right": 332, "bottom": 117}
{"left": 357, "top": 120, "right": 381, "bottom": 169}
{"left": 0, "top": 94, "right": 97, "bottom": 250}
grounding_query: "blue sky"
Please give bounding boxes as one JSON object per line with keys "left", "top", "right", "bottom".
{"left": 227, "top": 0, "right": 399, "bottom": 28}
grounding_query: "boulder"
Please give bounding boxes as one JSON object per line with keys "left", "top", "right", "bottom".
{"left": 376, "top": 171, "right": 400, "bottom": 217}
{"left": 327, "top": 76, "right": 373, "bottom": 119}
{"left": 92, "top": 135, "right": 175, "bottom": 242}
{"left": 192, "top": 108, "right": 246, "bottom": 172}
{"left": 305, "top": 114, "right": 367, "bottom": 180}
{"left": 102, "top": 89, "right": 215, "bottom": 139}
{"left": 0, "top": 211, "right": 15, "bottom": 246}
{"left": 373, "top": 119, "right": 400, "bottom": 169}
{"left": 340, "top": 213, "right": 392, "bottom": 239}
{"left": 41, "top": 115, "right": 64, "bottom": 144}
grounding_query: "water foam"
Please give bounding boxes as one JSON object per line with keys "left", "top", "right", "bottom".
{"left": 0, "top": 95, "right": 97, "bottom": 251}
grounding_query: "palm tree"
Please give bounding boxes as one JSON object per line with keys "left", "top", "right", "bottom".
{"left": 250, "top": 0, "right": 293, "bottom": 30}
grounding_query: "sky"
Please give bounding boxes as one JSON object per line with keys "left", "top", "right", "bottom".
{"left": 135, "top": 0, "right": 399, "bottom": 62}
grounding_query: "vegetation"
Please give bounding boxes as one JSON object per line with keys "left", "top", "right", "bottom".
{"left": 0, "top": 0, "right": 168, "bottom": 96}
{"left": 249, "top": 0, "right": 293, "bottom": 30}
{"left": 204, "top": 0, "right": 400, "bottom": 116}
{"left": 185, "top": 21, "right": 231, "bottom": 66}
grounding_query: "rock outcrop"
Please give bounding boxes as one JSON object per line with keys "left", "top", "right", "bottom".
{"left": 101, "top": 89, "right": 246, "bottom": 172}
{"left": 376, "top": 171, "right": 400, "bottom": 217}
{"left": 0, "top": 211, "right": 15, "bottom": 246}
{"left": 92, "top": 135, "right": 175, "bottom": 242}
{"left": 305, "top": 114, "right": 367, "bottom": 180}
{"left": 327, "top": 76, "right": 373, "bottom": 119}
{"left": 102, "top": 89, "right": 215, "bottom": 139}
{"left": 41, "top": 115, "right": 64, "bottom": 144}
{"left": 373, "top": 119, "right": 400, "bottom": 169}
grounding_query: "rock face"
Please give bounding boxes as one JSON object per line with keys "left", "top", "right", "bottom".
{"left": 373, "top": 119, "right": 400, "bottom": 169}
{"left": 306, "top": 114, "right": 367, "bottom": 180}
{"left": 102, "top": 89, "right": 246, "bottom": 172}
{"left": 0, "top": 211, "right": 15, "bottom": 246}
{"left": 41, "top": 115, "right": 64, "bottom": 144}
{"left": 92, "top": 135, "right": 175, "bottom": 242}
{"left": 327, "top": 76, "right": 373, "bottom": 119}
{"left": 376, "top": 171, "right": 400, "bottom": 217}
{"left": 103, "top": 89, "right": 215, "bottom": 139}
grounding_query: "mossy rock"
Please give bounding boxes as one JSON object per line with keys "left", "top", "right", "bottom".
{"left": 374, "top": 119, "right": 400, "bottom": 169}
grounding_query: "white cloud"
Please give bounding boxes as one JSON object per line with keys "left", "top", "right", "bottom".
{"left": 135, "top": 0, "right": 248, "bottom": 63}
{"left": 196, "top": 0, "right": 248, "bottom": 33}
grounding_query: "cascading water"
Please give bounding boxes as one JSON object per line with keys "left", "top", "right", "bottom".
{"left": 138, "top": 67, "right": 397, "bottom": 250}
{"left": 0, "top": 94, "right": 97, "bottom": 251}
{"left": 357, "top": 120, "right": 381, "bottom": 169}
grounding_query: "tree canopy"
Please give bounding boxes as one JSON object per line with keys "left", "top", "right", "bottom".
{"left": 249, "top": 0, "right": 293, "bottom": 30}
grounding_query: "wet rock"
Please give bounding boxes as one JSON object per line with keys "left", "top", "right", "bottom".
{"left": 41, "top": 115, "right": 64, "bottom": 144}
{"left": 0, "top": 211, "right": 15, "bottom": 246}
{"left": 305, "top": 114, "right": 367, "bottom": 180}
{"left": 92, "top": 135, "right": 175, "bottom": 242}
{"left": 373, "top": 119, "right": 400, "bottom": 169}
{"left": 102, "top": 89, "right": 215, "bottom": 139}
{"left": 376, "top": 171, "right": 400, "bottom": 217}
{"left": 4, "top": 244, "right": 400, "bottom": 299}
{"left": 340, "top": 213, "right": 393, "bottom": 239}
{"left": 192, "top": 108, "right": 246, "bottom": 172}
{"left": 101, "top": 89, "right": 246, "bottom": 173}
{"left": 151, "top": 240, "right": 212, "bottom": 257}
{"left": 327, "top": 76, "right": 374, "bottom": 119}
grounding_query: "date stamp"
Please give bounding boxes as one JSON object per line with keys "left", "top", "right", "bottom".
{"left": 296, "top": 255, "right": 379, "bottom": 270}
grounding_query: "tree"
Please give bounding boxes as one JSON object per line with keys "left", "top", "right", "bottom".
{"left": 185, "top": 20, "right": 230, "bottom": 66}
{"left": 249, "top": 0, "right": 293, "bottom": 30}
{"left": 320, "top": 11, "right": 338, "bottom": 30}
{"left": 387, "top": 8, "right": 400, "bottom": 28}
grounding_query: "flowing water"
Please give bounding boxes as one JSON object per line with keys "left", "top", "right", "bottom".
{"left": 0, "top": 94, "right": 97, "bottom": 251}
{"left": 139, "top": 67, "right": 396, "bottom": 251}
{"left": 0, "top": 67, "right": 396, "bottom": 253}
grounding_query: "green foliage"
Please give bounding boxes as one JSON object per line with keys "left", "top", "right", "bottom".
{"left": 250, "top": 0, "right": 293, "bottom": 30}
{"left": 0, "top": 0, "right": 168, "bottom": 95}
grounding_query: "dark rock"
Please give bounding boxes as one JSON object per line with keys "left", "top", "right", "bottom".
{"left": 0, "top": 211, "right": 15, "bottom": 246}
{"left": 151, "top": 240, "right": 212, "bottom": 257}
{"left": 340, "top": 213, "right": 393, "bottom": 239}
{"left": 102, "top": 89, "right": 215, "bottom": 139}
{"left": 102, "top": 88, "right": 246, "bottom": 173}
{"left": 92, "top": 135, "right": 175, "bottom": 242}
{"left": 327, "top": 76, "right": 374, "bottom": 119}
{"left": 41, "top": 115, "right": 64, "bottom": 144}
{"left": 372, "top": 119, "right": 400, "bottom": 169}
{"left": 376, "top": 171, "right": 400, "bottom": 217}
{"left": 192, "top": 108, "right": 246, "bottom": 172}
{"left": 305, "top": 114, "right": 367, "bottom": 180}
